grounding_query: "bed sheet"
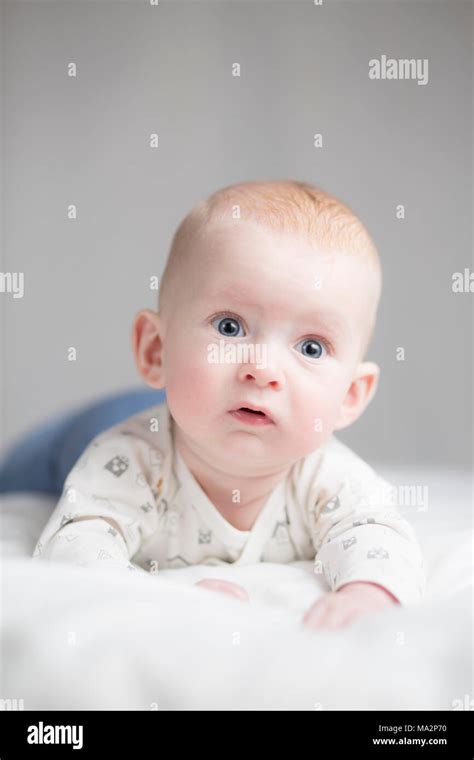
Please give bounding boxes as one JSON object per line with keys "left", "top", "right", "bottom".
{"left": 0, "top": 467, "right": 472, "bottom": 710}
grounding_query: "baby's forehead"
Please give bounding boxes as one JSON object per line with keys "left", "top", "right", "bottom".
{"left": 194, "top": 218, "right": 373, "bottom": 276}
{"left": 195, "top": 247, "right": 372, "bottom": 305}
{"left": 181, "top": 217, "right": 379, "bottom": 317}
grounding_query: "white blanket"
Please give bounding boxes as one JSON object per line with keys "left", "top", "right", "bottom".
{"left": 0, "top": 467, "right": 472, "bottom": 710}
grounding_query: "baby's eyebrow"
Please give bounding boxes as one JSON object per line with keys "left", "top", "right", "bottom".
{"left": 204, "top": 288, "right": 349, "bottom": 338}
{"left": 296, "top": 308, "right": 349, "bottom": 337}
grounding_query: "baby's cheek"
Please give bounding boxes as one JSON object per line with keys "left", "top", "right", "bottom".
{"left": 291, "top": 383, "right": 346, "bottom": 448}
{"left": 164, "top": 346, "right": 224, "bottom": 419}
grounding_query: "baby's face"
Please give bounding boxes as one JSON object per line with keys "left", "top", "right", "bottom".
{"left": 153, "top": 220, "right": 378, "bottom": 474}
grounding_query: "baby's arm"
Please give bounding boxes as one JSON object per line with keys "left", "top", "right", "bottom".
{"left": 32, "top": 424, "right": 164, "bottom": 573}
{"left": 38, "top": 514, "right": 137, "bottom": 572}
{"left": 303, "top": 438, "right": 426, "bottom": 629}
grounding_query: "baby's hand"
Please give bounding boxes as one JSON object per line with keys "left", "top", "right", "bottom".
{"left": 302, "top": 581, "right": 399, "bottom": 630}
{"left": 195, "top": 578, "right": 250, "bottom": 602}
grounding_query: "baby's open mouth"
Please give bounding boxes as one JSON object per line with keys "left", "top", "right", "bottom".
{"left": 229, "top": 405, "right": 275, "bottom": 426}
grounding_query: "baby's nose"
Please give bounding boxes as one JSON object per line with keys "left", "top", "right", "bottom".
{"left": 237, "top": 361, "right": 283, "bottom": 390}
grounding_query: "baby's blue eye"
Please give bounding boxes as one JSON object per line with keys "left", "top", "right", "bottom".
{"left": 296, "top": 338, "right": 326, "bottom": 360}
{"left": 212, "top": 315, "right": 245, "bottom": 337}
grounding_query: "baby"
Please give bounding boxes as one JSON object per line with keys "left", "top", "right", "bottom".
{"left": 33, "top": 179, "right": 426, "bottom": 630}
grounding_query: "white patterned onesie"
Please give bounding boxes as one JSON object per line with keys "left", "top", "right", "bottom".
{"left": 32, "top": 400, "right": 427, "bottom": 606}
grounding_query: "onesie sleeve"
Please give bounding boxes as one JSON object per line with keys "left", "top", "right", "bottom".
{"left": 32, "top": 423, "right": 166, "bottom": 573}
{"left": 305, "top": 436, "right": 427, "bottom": 606}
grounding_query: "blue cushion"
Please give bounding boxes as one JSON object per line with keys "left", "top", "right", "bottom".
{"left": 0, "top": 388, "right": 166, "bottom": 495}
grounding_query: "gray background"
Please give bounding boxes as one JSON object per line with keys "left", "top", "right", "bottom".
{"left": 1, "top": 0, "right": 472, "bottom": 470}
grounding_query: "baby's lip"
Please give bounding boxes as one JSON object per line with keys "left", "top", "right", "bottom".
{"left": 230, "top": 402, "right": 275, "bottom": 423}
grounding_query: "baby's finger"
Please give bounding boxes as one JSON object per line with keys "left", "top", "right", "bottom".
{"left": 304, "top": 607, "right": 346, "bottom": 630}
{"left": 319, "top": 609, "right": 357, "bottom": 629}
{"left": 303, "top": 596, "right": 356, "bottom": 630}
{"left": 319, "top": 605, "right": 368, "bottom": 630}
{"left": 195, "top": 578, "right": 250, "bottom": 602}
{"left": 302, "top": 598, "right": 331, "bottom": 628}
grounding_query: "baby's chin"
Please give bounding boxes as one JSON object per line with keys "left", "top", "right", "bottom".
{"left": 186, "top": 425, "right": 325, "bottom": 475}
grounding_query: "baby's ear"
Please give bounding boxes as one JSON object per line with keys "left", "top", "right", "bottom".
{"left": 131, "top": 309, "right": 166, "bottom": 389}
{"left": 333, "top": 362, "right": 380, "bottom": 431}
